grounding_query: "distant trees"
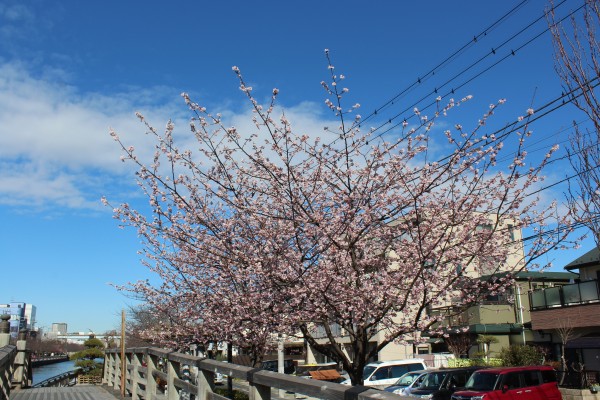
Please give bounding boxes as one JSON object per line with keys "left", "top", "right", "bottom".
{"left": 70, "top": 336, "right": 104, "bottom": 377}
{"left": 107, "top": 53, "right": 568, "bottom": 384}
{"left": 125, "top": 304, "right": 175, "bottom": 348}
{"left": 26, "top": 337, "right": 83, "bottom": 355}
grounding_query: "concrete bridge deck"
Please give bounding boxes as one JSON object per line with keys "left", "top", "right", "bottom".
{"left": 11, "top": 385, "right": 121, "bottom": 400}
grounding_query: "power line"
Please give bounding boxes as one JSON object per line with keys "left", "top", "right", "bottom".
{"left": 362, "top": 2, "right": 587, "bottom": 142}
{"left": 355, "top": 0, "right": 533, "bottom": 128}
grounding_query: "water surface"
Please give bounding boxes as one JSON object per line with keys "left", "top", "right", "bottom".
{"left": 32, "top": 360, "right": 77, "bottom": 385}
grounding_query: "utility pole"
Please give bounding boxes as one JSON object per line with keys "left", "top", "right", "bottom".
{"left": 121, "top": 309, "right": 126, "bottom": 397}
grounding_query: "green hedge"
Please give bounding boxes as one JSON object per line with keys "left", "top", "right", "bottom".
{"left": 448, "top": 358, "right": 503, "bottom": 367}
{"left": 448, "top": 345, "right": 546, "bottom": 368}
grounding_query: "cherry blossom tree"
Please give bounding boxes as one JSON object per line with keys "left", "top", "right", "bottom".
{"left": 549, "top": 0, "right": 600, "bottom": 245}
{"left": 106, "top": 51, "right": 569, "bottom": 384}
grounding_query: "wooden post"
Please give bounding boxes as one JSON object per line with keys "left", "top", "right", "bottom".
{"left": 13, "top": 330, "right": 27, "bottom": 389}
{"left": 121, "top": 310, "right": 126, "bottom": 397}
{"left": 130, "top": 351, "right": 141, "bottom": 399}
{"left": 249, "top": 382, "right": 271, "bottom": 400}
{"left": 146, "top": 353, "right": 158, "bottom": 400}
{"left": 109, "top": 352, "right": 118, "bottom": 387}
{"left": 0, "top": 315, "right": 10, "bottom": 347}
{"left": 166, "top": 358, "right": 179, "bottom": 400}
{"left": 114, "top": 351, "right": 122, "bottom": 391}
{"left": 196, "top": 368, "right": 215, "bottom": 400}
{"left": 103, "top": 351, "right": 112, "bottom": 385}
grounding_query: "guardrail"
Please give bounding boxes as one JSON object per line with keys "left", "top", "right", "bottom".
{"left": 104, "top": 347, "right": 401, "bottom": 400}
{"left": 31, "top": 369, "right": 77, "bottom": 388}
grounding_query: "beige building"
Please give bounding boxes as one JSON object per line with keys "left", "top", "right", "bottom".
{"left": 437, "top": 271, "right": 577, "bottom": 358}
{"left": 305, "top": 215, "right": 535, "bottom": 365}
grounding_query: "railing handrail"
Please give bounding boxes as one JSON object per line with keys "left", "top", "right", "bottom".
{"left": 1, "top": 345, "right": 17, "bottom": 400}
{"left": 529, "top": 279, "right": 600, "bottom": 310}
{"left": 0, "top": 346, "right": 17, "bottom": 369}
{"left": 104, "top": 347, "right": 401, "bottom": 400}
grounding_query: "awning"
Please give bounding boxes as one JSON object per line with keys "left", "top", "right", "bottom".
{"left": 309, "top": 369, "right": 342, "bottom": 381}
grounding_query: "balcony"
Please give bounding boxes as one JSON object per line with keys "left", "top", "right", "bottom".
{"left": 529, "top": 280, "right": 600, "bottom": 310}
{"left": 529, "top": 279, "right": 600, "bottom": 330}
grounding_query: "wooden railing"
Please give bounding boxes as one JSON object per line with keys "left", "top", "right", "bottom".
{"left": 0, "top": 346, "right": 31, "bottom": 400}
{"left": 104, "top": 347, "right": 400, "bottom": 400}
{"left": 1, "top": 346, "right": 17, "bottom": 400}
{"left": 1, "top": 314, "right": 33, "bottom": 400}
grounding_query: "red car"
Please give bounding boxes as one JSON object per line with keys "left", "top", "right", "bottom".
{"left": 450, "top": 365, "right": 562, "bottom": 400}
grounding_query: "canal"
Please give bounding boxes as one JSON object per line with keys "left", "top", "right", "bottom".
{"left": 32, "top": 360, "right": 77, "bottom": 385}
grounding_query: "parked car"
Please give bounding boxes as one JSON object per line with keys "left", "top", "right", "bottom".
{"left": 260, "top": 359, "right": 296, "bottom": 374}
{"left": 450, "top": 365, "right": 561, "bottom": 400}
{"left": 342, "top": 359, "right": 428, "bottom": 389}
{"left": 406, "top": 367, "right": 484, "bottom": 400}
{"left": 214, "top": 372, "right": 225, "bottom": 385}
{"left": 384, "top": 370, "right": 428, "bottom": 395}
{"left": 383, "top": 370, "right": 426, "bottom": 393}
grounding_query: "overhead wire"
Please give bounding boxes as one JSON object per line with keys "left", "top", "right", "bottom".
{"left": 360, "top": 2, "right": 587, "bottom": 143}
{"left": 355, "top": 0, "right": 533, "bottom": 128}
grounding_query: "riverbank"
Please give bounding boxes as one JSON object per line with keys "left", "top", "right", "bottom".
{"left": 32, "top": 355, "right": 70, "bottom": 367}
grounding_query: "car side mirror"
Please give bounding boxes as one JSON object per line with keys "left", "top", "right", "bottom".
{"left": 502, "top": 385, "right": 509, "bottom": 393}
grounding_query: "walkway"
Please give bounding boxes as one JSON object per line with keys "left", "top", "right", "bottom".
{"left": 11, "top": 385, "right": 121, "bottom": 400}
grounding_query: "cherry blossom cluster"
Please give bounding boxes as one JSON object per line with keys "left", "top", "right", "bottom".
{"left": 106, "top": 57, "right": 571, "bottom": 383}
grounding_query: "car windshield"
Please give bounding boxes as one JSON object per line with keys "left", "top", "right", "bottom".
{"left": 394, "top": 372, "right": 422, "bottom": 386}
{"left": 465, "top": 372, "right": 500, "bottom": 391}
{"left": 363, "top": 366, "right": 377, "bottom": 380}
{"left": 418, "top": 372, "right": 448, "bottom": 390}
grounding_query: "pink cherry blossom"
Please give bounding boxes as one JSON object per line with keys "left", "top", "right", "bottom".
{"left": 106, "top": 61, "right": 572, "bottom": 385}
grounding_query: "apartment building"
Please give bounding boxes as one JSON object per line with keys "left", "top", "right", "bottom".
{"left": 436, "top": 270, "right": 577, "bottom": 358}
{"left": 529, "top": 247, "right": 600, "bottom": 371}
{"left": 305, "top": 215, "right": 533, "bottom": 365}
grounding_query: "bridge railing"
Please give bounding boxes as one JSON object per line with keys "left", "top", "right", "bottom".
{"left": 1, "top": 315, "right": 32, "bottom": 400}
{"left": 1, "top": 345, "right": 17, "bottom": 400}
{"left": 104, "top": 347, "right": 401, "bottom": 400}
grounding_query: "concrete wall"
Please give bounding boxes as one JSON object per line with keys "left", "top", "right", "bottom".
{"left": 469, "top": 304, "right": 516, "bottom": 325}
{"left": 378, "top": 342, "right": 413, "bottom": 361}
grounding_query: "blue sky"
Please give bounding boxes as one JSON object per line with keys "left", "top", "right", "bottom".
{"left": 0, "top": 0, "right": 595, "bottom": 334}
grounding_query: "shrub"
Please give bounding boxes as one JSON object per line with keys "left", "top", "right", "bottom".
{"left": 499, "top": 345, "right": 544, "bottom": 366}
{"left": 448, "top": 358, "right": 502, "bottom": 367}
{"left": 214, "top": 387, "right": 249, "bottom": 400}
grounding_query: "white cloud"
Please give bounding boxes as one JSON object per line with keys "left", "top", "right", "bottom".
{"left": 0, "top": 62, "right": 187, "bottom": 210}
{"left": 0, "top": 61, "right": 342, "bottom": 212}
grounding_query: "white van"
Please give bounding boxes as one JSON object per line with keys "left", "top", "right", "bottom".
{"left": 342, "top": 359, "right": 428, "bottom": 389}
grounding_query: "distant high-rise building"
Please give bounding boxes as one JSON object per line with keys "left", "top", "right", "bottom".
{"left": 51, "top": 322, "right": 68, "bottom": 335}
{"left": 0, "top": 302, "right": 36, "bottom": 337}
{"left": 24, "top": 304, "right": 36, "bottom": 331}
